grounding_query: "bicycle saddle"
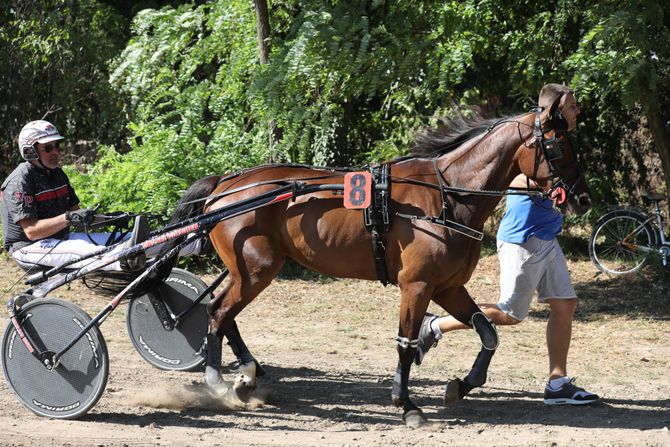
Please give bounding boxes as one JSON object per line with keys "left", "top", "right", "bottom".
{"left": 641, "top": 190, "right": 666, "bottom": 202}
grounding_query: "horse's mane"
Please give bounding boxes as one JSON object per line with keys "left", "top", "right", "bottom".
{"left": 409, "top": 110, "right": 510, "bottom": 158}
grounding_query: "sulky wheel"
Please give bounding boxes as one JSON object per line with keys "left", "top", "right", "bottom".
{"left": 126, "top": 268, "right": 211, "bottom": 371}
{"left": 2, "top": 298, "right": 109, "bottom": 419}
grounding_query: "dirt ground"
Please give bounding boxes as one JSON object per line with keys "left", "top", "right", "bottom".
{"left": 0, "top": 252, "right": 669, "bottom": 447}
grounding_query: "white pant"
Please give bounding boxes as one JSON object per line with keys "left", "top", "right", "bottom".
{"left": 12, "top": 232, "right": 202, "bottom": 272}
{"left": 497, "top": 237, "right": 577, "bottom": 321}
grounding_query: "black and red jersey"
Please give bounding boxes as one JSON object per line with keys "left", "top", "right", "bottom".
{"left": 1, "top": 162, "right": 79, "bottom": 252}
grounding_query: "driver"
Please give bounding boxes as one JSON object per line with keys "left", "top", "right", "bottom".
{"left": 1, "top": 119, "right": 149, "bottom": 272}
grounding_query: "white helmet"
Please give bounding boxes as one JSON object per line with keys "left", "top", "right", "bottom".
{"left": 17, "top": 120, "right": 64, "bottom": 161}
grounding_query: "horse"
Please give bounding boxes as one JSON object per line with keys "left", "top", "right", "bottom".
{"left": 168, "top": 98, "right": 590, "bottom": 427}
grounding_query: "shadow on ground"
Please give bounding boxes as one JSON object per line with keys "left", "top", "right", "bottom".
{"left": 90, "top": 364, "right": 669, "bottom": 431}
{"left": 527, "top": 264, "right": 670, "bottom": 321}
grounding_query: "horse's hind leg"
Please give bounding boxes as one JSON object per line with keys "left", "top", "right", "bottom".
{"left": 204, "top": 252, "right": 284, "bottom": 389}
{"left": 205, "top": 331, "right": 226, "bottom": 386}
{"left": 224, "top": 320, "right": 266, "bottom": 376}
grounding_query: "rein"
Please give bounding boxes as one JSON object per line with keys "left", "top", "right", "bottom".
{"left": 176, "top": 172, "right": 348, "bottom": 210}
{"left": 168, "top": 111, "right": 578, "bottom": 243}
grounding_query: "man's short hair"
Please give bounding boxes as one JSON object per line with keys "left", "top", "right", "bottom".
{"left": 538, "top": 83, "right": 574, "bottom": 109}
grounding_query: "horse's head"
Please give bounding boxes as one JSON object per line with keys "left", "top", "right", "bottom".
{"left": 517, "top": 95, "right": 591, "bottom": 215}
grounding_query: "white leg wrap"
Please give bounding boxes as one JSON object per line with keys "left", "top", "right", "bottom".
{"left": 395, "top": 336, "right": 419, "bottom": 349}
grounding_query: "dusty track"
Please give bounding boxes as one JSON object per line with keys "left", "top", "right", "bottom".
{"left": 0, "top": 255, "right": 669, "bottom": 446}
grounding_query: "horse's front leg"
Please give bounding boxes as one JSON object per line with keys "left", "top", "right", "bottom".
{"left": 444, "top": 344, "right": 496, "bottom": 403}
{"left": 392, "top": 281, "right": 432, "bottom": 428}
{"left": 433, "top": 286, "right": 498, "bottom": 402}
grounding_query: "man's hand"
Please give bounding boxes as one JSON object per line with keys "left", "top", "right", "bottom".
{"left": 65, "top": 208, "right": 96, "bottom": 228}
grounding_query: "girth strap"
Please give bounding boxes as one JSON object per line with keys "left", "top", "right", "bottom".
{"left": 364, "top": 164, "right": 392, "bottom": 286}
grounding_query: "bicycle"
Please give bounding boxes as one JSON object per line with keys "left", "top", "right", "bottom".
{"left": 589, "top": 191, "right": 670, "bottom": 275}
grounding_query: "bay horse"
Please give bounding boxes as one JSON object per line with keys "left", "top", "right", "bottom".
{"left": 169, "top": 99, "right": 590, "bottom": 426}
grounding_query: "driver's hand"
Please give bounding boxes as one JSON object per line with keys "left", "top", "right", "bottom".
{"left": 65, "top": 208, "right": 96, "bottom": 228}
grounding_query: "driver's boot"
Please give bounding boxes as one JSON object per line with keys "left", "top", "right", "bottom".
{"left": 120, "top": 215, "right": 149, "bottom": 272}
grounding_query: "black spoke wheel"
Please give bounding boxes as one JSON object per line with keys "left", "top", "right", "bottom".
{"left": 2, "top": 298, "right": 109, "bottom": 419}
{"left": 589, "top": 210, "right": 658, "bottom": 275}
{"left": 126, "top": 268, "right": 211, "bottom": 371}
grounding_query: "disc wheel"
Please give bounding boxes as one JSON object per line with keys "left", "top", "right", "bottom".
{"left": 126, "top": 268, "right": 211, "bottom": 371}
{"left": 2, "top": 298, "right": 109, "bottom": 419}
{"left": 589, "top": 210, "right": 658, "bottom": 275}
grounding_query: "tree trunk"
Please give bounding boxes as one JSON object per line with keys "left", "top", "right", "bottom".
{"left": 254, "top": 0, "right": 278, "bottom": 162}
{"left": 254, "top": 0, "right": 271, "bottom": 65}
{"left": 645, "top": 106, "right": 670, "bottom": 198}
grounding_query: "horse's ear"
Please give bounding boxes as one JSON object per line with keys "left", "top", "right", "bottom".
{"left": 548, "top": 93, "right": 564, "bottom": 119}
{"left": 545, "top": 93, "right": 569, "bottom": 131}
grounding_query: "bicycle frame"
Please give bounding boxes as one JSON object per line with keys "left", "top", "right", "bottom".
{"left": 622, "top": 214, "right": 662, "bottom": 253}
{"left": 623, "top": 201, "right": 670, "bottom": 264}
{"left": 650, "top": 201, "right": 669, "bottom": 246}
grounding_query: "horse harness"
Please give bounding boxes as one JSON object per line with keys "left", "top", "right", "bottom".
{"left": 364, "top": 111, "right": 575, "bottom": 287}
{"left": 363, "top": 162, "right": 503, "bottom": 287}
{"left": 363, "top": 164, "right": 392, "bottom": 286}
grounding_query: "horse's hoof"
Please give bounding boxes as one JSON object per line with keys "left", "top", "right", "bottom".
{"left": 402, "top": 408, "right": 428, "bottom": 429}
{"left": 444, "top": 379, "right": 463, "bottom": 404}
{"left": 235, "top": 361, "right": 257, "bottom": 389}
{"left": 232, "top": 373, "right": 255, "bottom": 403}
{"left": 206, "top": 380, "right": 232, "bottom": 397}
{"left": 230, "top": 358, "right": 267, "bottom": 377}
{"left": 205, "top": 366, "right": 223, "bottom": 387}
{"left": 444, "top": 378, "right": 476, "bottom": 404}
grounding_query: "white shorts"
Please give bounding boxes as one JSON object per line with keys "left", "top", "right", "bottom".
{"left": 497, "top": 236, "right": 576, "bottom": 321}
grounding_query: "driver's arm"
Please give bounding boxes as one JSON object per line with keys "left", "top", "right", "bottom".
{"left": 20, "top": 205, "right": 79, "bottom": 241}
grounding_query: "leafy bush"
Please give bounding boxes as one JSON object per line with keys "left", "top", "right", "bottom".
{"left": 69, "top": 2, "right": 268, "bottom": 217}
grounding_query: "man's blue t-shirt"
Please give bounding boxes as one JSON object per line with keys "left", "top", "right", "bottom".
{"left": 497, "top": 195, "right": 563, "bottom": 244}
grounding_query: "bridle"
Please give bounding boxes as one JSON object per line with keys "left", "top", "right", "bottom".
{"left": 427, "top": 109, "right": 585, "bottom": 203}
{"left": 532, "top": 109, "right": 586, "bottom": 206}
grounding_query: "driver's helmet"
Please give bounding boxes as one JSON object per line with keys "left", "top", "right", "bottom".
{"left": 17, "top": 120, "right": 64, "bottom": 161}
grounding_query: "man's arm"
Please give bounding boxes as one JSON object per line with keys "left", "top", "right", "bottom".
{"left": 509, "top": 174, "right": 539, "bottom": 189}
{"left": 19, "top": 205, "right": 79, "bottom": 241}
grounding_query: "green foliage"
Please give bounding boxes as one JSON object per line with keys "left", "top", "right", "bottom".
{"left": 567, "top": 1, "right": 666, "bottom": 108}
{"left": 0, "top": 1, "right": 128, "bottom": 177}
{"left": 70, "top": 2, "right": 269, "bottom": 216}
{"left": 6, "top": 0, "right": 670, "bottom": 225}
{"left": 565, "top": 0, "right": 670, "bottom": 202}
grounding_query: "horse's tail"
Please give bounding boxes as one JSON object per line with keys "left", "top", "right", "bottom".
{"left": 158, "top": 174, "right": 222, "bottom": 263}
{"left": 168, "top": 175, "right": 223, "bottom": 225}
{"left": 133, "top": 175, "right": 223, "bottom": 297}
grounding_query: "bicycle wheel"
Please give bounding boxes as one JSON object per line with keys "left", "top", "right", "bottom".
{"left": 589, "top": 210, "right": 658, "bottom": 275}
{"left": 1, "top": 298, "right": 109, "bottom": 419}
{"left": 126, "top": 268, "right": 211, "bottom": 371}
